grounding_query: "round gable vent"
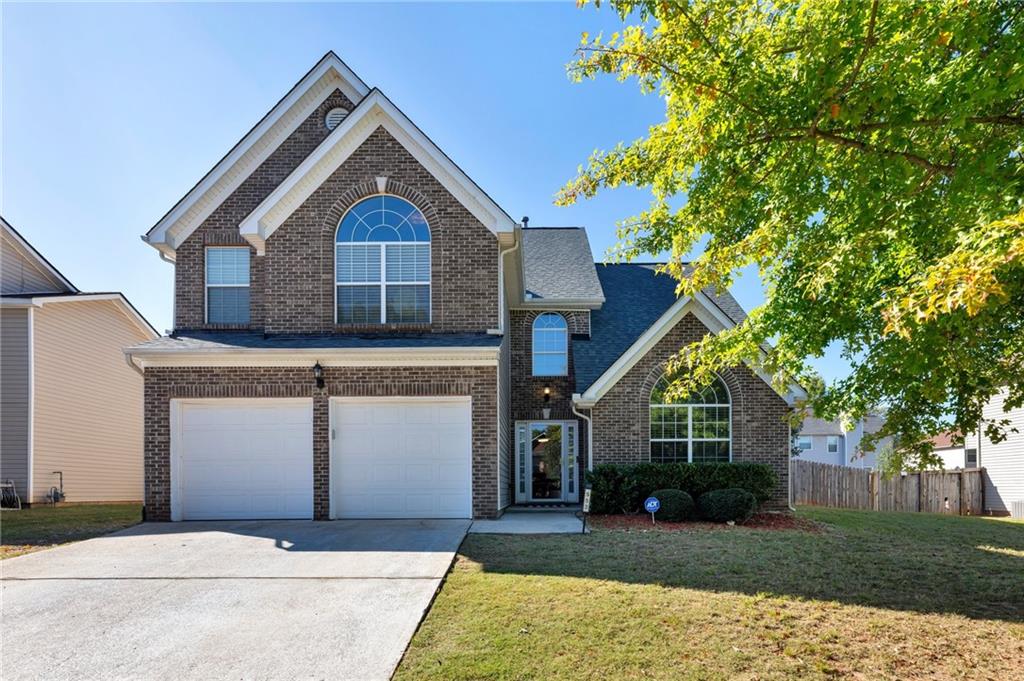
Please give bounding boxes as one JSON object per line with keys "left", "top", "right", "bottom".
{"left": 325, "top": 107, "right": 349, "bottom": 131}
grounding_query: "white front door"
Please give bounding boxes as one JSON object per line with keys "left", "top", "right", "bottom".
{"left": 514, "top": 421, "right": 579, "bottom": 504}
{"left": 171, "top": 399, "right": 314, "bottom": 521}
{"left": 331, "top": 397, "right": 472, "bottom": 519}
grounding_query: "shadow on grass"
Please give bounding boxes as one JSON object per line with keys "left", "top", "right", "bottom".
{"left": 457, "top": 507, "right": 1024, "bottom": 623}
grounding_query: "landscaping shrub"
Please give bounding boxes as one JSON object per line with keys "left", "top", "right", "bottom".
{"left": 587, "top": 462, "right": 776, "bottom": 514}
{"left": 649, "top": 489, "right": 694, "bottom": 522}
{"left": 697, "top": 488, "right": 758, "bottom": 523}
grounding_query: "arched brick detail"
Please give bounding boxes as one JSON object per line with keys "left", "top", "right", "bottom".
{"left": 318, "top": 179, "right": 441, "bottom": 238}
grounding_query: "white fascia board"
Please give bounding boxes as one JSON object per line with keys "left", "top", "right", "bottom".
{"left": 125, "top": 345, "right": 499, "bottom": 369}
{"left": 512, "top": 298, "right": 605, "bottom": 311}
{"left": 239, "top": 90, "right": 516, "bottom": 253}
{"left": 144, "top": 53, "right": 370, "bottom": 258}
{"left": 575, "top": 291, "right": 806, "bottom": 406}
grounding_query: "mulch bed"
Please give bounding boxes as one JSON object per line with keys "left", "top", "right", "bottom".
{"left": 589, "top": 512, "right": 824, "bottom": 533}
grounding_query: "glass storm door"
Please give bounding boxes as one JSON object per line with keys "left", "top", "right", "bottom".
{"left": 515, "top": 421, "right": 578, "bottom": 503}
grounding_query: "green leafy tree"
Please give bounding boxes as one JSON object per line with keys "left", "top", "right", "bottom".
{"left": 561, "top": 0, "right": 1023, "bottom": 470}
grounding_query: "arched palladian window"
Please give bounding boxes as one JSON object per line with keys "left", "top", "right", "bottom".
{"left": 336, "top": 195, "right": 430, "bottom": 324}
{"left": 532, "top": 313, "right": 568, "bottom": 376}
{"left": 650, "top": 374, "right": 731, "bottom": 463}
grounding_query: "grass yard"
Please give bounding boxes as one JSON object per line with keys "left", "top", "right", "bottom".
{"left": 0, "top": 503, "right": 142, "bottom": 559}
{"left": 396, "top": 508, "right": 1024, "bottom": 680}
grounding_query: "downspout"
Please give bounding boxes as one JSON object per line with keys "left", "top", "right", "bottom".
{"left": 124, "top": 351, "right": 145, "bottom": 376}
{"left": 788, "top": 419, "right": 796, "bottom": 512}
{"left": 495, "top": 225, "right": 522, "bottom": 335}
{"left": 26, "top": 306, "right": 35, "bottom": 505}
{"left": 572, "top": 396, "right": 594, "bottom": 473}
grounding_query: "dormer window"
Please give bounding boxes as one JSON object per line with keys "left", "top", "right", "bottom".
{"left": 335, "top": 196, "right": 430, "bottom": 325}
{"left": 532, "top": 313, "right": 568, "bottom": 376}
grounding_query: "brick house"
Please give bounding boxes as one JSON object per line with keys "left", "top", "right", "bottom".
{"left": 127, "top": 53, "right": 804, "bottom": 521}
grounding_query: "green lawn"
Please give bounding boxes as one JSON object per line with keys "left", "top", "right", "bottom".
{"left": 396, "top": 508, "right": 1024, "bottom": 680}
{"left": 0, "top": 503, "right": 142, "bottom": 559}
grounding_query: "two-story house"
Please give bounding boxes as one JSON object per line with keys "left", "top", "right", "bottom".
{"left": 126, "top": 53, "right": 805, "bottom": 521}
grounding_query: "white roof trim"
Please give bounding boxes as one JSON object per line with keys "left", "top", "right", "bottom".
{"left": 574, "top": 291, "right": 806, "bottom": 406}
{"left": 1, "top": 217, "right": 78, "bottom": 292}
{"left": 144, "top": 53, "right": 370, "bottom": 261}
{"left": 125, "top": 344, "right": 498, "bottom": 369}
{"left": 239, "top": 89, "right": 516, "bottom": 254}
{"left": 1, "top": 293, "right": 158, "bottom": 339}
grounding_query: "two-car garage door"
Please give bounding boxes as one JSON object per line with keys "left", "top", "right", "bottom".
{"left": 171, "top": 398, "right": 472, "bottom": 521}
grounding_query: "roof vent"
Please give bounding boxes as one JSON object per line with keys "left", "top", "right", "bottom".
{"left": 325, "top": 107, "right": 349, "bottom": 131}
{"left": 522, "top": 216, "right": 529, "bottom": 228}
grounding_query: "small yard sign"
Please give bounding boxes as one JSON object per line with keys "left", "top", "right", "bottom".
{"left": 583, "top": 488, "right": 592, "bottom": 514}
{"left": 644, "top": 496, "right": 660, "bottom": 524}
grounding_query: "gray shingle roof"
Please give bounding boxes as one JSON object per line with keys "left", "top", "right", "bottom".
{"left": 521, "top": 228, "right": 604, "bottom": 303}
{"left": 127, "top": 332, "right": 503, "bottom": 353}
{"left": 572, "top": 264, "right": 749, "bottom": 393}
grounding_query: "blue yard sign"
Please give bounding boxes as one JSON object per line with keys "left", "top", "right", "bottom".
{"left": 644, "top": 497, "right": 660, "bottom": 513}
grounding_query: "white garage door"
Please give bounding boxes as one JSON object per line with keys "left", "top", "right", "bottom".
{"left": 332, "top": 398, "right": 472, "bottom": 518}
{"left": 173, "top": 399, "right": 313, "bottom": 520}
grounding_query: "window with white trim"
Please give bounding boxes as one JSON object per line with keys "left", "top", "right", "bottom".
{"left": 827, "top": 436, "right": 840, "bottom": 454}
{"left": 650, "top": 374, "right": 731, "bottom": 463}
{"left": 532, "top": 313, "right": 568, "bottom": 376}
{"left": 335, "top": 196, "right": 430, "bottom": 324}
{"left": 797, "top": 436, "right": 812, "bottom": 450}
{"left": 205, "top": 247, "right": 250, "bottom": 324}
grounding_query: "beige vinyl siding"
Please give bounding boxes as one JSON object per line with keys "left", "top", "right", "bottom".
{"left": 980, "top": 389, "right": 1024, "bottom": 514}
{"left": 31, "top": 300, "right": 149, "bottom": 503}
{"left": 1, "top": 308, "right": 31, "bottom": 497}
{"left": 1, "top": 230, "right": 66, "bottom": 294}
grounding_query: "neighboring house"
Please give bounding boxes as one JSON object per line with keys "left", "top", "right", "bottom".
{"left": 928, "top": 431, "right": 978, "bottom": 470}
{"left": 968, "top": 390, "right": 1023, "bottom": 516}
{"left": 125, "top": 52, "right": 805, "bottom": 522}
{"left": 0, "top": 217, "right": 157, "bottom": 505}
{"left": 794, "top": 413, "right": 890, "bottom": 469}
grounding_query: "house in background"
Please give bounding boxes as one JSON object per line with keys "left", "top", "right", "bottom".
{"left": 929, "top": 431, "right": 977, "bottom": 470}
{"left": 794, "top": 412, "right": 890, "bottom": 469}
{"left": 126, "top": 52, "right": 806, "bottom": 522}
{"left": 0, "top": 217, "right": 157, "bottom": 505}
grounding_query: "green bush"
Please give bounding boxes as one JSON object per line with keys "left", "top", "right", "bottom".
{"left": 586, "top": 462, "right": 776, "bottom": 514}
{"left": 697, "top": 488, "right": 758, "bottom": 523}
{"left": 649, "top": 489, "right": 694, "bottom": 522}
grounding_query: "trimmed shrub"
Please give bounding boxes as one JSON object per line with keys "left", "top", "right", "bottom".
{"left": 697, "top": 488, "right": 758, "bottom": 523}
{"left": 649, "top": 489, "right": 694, "bottom": 522}
{"left": 586, "top": 462, "right": 776, "bottom": 514}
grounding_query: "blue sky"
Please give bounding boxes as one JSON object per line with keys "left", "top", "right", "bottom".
{"left": 3, "top": 1, "right": 848, "bottom": 381}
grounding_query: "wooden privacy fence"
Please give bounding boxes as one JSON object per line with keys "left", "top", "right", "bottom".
{"left": 792, "top": 459, "right": 984, "bottom": 515}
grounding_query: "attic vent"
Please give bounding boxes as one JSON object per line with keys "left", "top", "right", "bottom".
{"left": 325, "top": 107, "right": 349, "bottom": 131}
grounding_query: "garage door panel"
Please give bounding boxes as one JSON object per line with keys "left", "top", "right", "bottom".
{"left": 175, "top": 400, "right": 313, "bottom": 520}
{"left": 333, "top": 399, "right": 471, "bottom": 519}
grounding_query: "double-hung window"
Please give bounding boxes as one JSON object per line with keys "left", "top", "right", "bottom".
{"left": 650, "top": 374, "right": 731, "bottom": 463}
{"left": 532, "top": 313, "right": 568, "bottom": 376}
{"left": 797, "top": 436, "right": 812, "bottom": 451}
{"left": 827, "top": 436, "right": 840, "bottom": 454}
{"left": 336, "top": 196, "right": 430, "bottom": 324}
{"left": 205, "top": 247, "right": 250, "bottom": 324}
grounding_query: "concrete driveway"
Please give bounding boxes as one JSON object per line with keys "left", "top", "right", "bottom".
{"left": 1, "top": 519, "right": 469, "bottom": 681}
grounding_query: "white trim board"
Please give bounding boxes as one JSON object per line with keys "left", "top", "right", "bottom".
{"left": 143, "top": 52, "right": 370, "bottom": 261}
{"left": 125, "top": 345, "right": 499, "bottom": 370}
{"left": 574, "top": 291, "right": 806, "bottom": 407}
{"left": 1, "top": 293, "right": 158, "bottom": 339}
{"left": 239, "top": 89, "right": 516, "bottom": 254}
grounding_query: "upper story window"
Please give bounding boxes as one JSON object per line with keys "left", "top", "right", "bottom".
{"left": 797, "top": 436, "right": 812, "bottom": 450}
{"left": 335, "top": 196, "right": 430, "bottom": 325}
{"left": 205, "top": 246, "right": 250, "bottom": 324}
{"left": 650, "top": 374, "right": 731, "bottom": 463}
{"left": 827, "top": 435, "right": 840, "bottom": 454}
{"left": 532, "top": 313, "right": 568, "bottom": 376}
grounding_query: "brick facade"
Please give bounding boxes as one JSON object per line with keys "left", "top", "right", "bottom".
{"left": 143, "top": 365, "right": 498, "bottom": 521}
{"left": 588, "top": 313, "right": 792, "bottom": 507}
{"left": 175, "top": 89, "right": 357, "bottom": 331}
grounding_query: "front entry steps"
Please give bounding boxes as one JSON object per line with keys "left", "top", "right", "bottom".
{"left": 469, "top": 510, "right": 586, "bottom": 535}
{"left": 505, "top": 503, "right": 582, "bottom": 513}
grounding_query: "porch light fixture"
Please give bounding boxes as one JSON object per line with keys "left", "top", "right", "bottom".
{"left": 543, "top": 385, "right": 551, "bottom": 404}
{"left": 313, "top": 361, "right": 325, "bottom": 390}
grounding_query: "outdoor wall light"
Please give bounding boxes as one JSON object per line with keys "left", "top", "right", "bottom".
{"left": 313, "top": 361, "right": 325, "bottom": 390}
{"left": 543, "top": 385, "right": 551, "bottom": 404}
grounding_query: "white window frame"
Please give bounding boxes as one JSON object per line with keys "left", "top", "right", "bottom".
{"left": 334, "top": 195, "right": 431, "bottom": 325}
{"left": 204, "top": 246, "right": 250, "bottom": 325}
{"left": 827, "top": 435, "right": 840, "bottom": 454}
{"left": 649, "top": 375, "right": 732, "bottom": 463}
{"left": 532, "top": 313, "right": 568, "bottom": 377}
{"left": 797, "top": 436, "right": 813, "bottom": 451}
{"left": 514, "top": 420, "right": 578, "bottom": 504}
